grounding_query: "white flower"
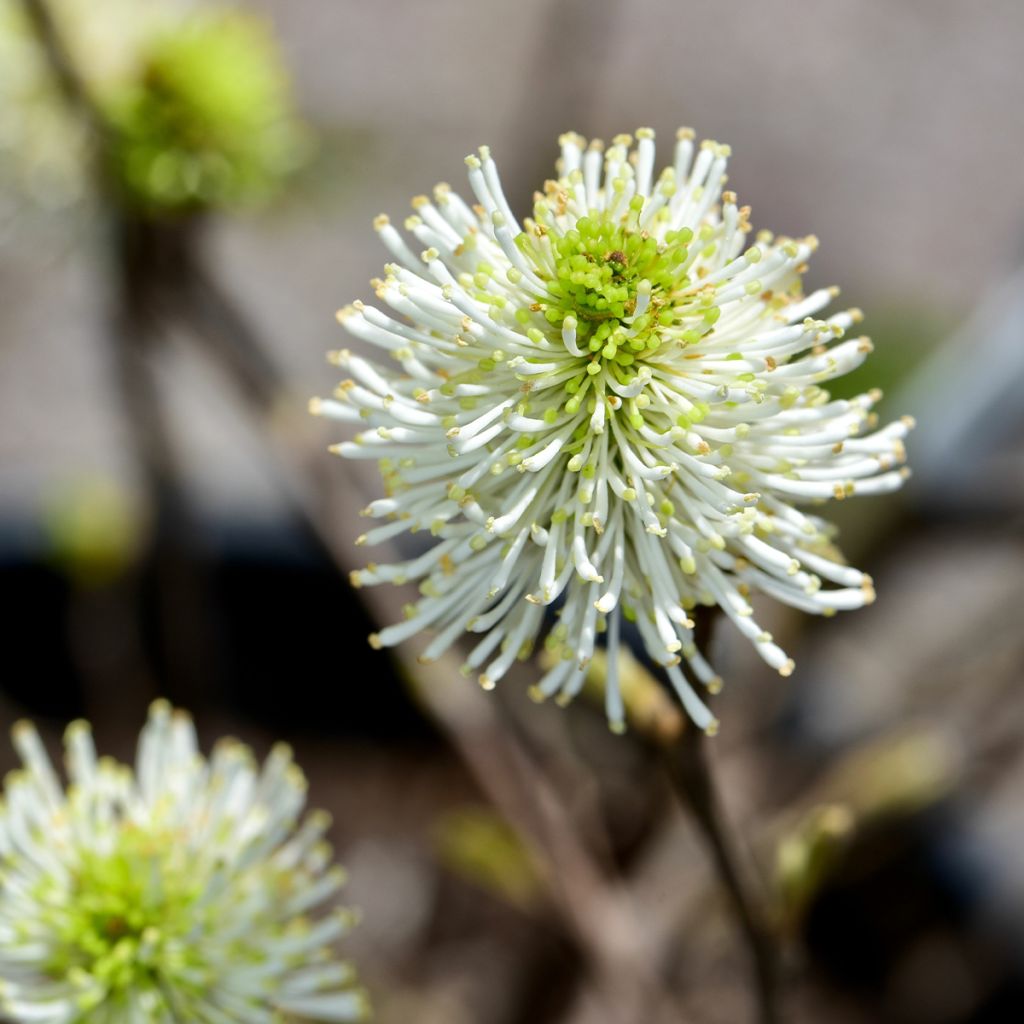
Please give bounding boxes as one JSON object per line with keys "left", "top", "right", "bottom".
{"left": 316, "top": 128, "right": 912, "bottom": 734}
{"left": 0, "top": 702, "right": 369, "bottom": 1023}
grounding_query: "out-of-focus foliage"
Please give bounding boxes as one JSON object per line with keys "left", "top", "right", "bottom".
{"left": 776, "top": 804, "right": 855, "bottom": 931}
{"left": 0, "top": 0, "right": 308, "bottom": 213}
{"left": 434, "top": 806, "right": 543, "bottom": 914}
{"left": 773, "top": 729, "right": 961, "bottom": 931}
{"left": 827, "top": 305, "right": 952, "bottom": 416}
{"left": 43, "top": 477, "right": 143, "bottom": 586}
{"left": 813, "top": 729, "right": 960, "bottom": 819}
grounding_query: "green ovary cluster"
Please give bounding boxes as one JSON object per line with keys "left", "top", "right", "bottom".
{"left": 541, "top": 197, "right": 695, "bottom": 363}
{"left": 44, "top": 831, "right": 204, "bottom": 1006}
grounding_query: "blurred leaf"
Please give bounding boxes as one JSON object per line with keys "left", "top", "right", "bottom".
{"left": 828, "top": 303, "right": 953, "bottom": 417}
{"left": 776, "top": 803, "right": 855, "bottom": 930}
{"left": 434, "top": 806, "right": 543, "bottom": 914}
{"left": 773, "top": 729, "right": 961, "bottom": 930}
{"left": 822, "top": 729, "right": 960, "bottom": 819}
{"left": 43, "top": 477, "right": 143, "bottom": 586}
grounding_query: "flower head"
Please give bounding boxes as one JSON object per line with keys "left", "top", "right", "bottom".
{"left": 0, "top": 702, "right": 369, "bottom": 1023}
{"left": 316, "top": 128, "right": 912, "bottom": 734}
{"left": 0, "top": 0, "right": 307, "bottom": 212}
{"left": 101, "top": 9, "right": 309, "bottom": 213}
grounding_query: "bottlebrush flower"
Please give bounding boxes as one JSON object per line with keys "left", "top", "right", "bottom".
{"left": 315, "top": 128, "right": 911, "bottom": 734}
{"left": 0, "top": 702, "right": 369, "bottom": 1023}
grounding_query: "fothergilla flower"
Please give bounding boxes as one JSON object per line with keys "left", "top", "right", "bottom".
{"left": 0, "top": 702, "right": 369, "bottom": 1022}
{"left": 315, "top": 128, "right": 911, "bottom": 733}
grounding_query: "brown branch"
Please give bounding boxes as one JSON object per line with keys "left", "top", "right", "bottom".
{"left": 654, "top": 613, "right": 782, "bottom": 1024}
{"left": 18, "top": 0, "right": 110, "bottom": 144}
{"left": 412, "top": 661, "right": 686, "bottom": 1024}
{"left": 662, "top": 726, "right": 781, "bottom": 1024}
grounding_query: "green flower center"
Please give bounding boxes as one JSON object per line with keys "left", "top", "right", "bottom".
{"left": 43, "top": 830, "right": 205, "bottom": 1009}
{"left": 512, "top": 194, "right": 721, "bottom": 412}
{"left": 543, "top": 201, "right": 694, "bottom": 360}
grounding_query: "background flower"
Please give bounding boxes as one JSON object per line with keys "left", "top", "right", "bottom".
{"left": 0, "top": 0, "right": 308, "bottom": 212}
{"left": 318, "top": 129, "right": 911, "bottom": 732}
{"left": 0, "top": 702, "right": 369, "bottom": 1023}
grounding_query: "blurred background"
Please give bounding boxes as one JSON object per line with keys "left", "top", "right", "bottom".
{"left": 1, "top": 1, "right": 1023, "bottom": 1021}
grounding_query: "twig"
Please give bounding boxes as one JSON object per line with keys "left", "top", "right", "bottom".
{"left": 413, "top": 660, "right": 685, "bottom": 1024}
{"left": 19, "top": 0, "right": 100, "bottom": 124}
{"left": 663, "top": 726, "right": 781, "bottom": 1024}
{"left": 656, "top": 614, "right": 781, "bottom": 1024}
{"left": 23, "top": 0, "right": 218, "bottom": 708}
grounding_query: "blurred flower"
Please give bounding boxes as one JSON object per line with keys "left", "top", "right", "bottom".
{"left": 0, "top": 0, "right": 308, "bottom": 212}
{"left": 0, "top": 702, "right": 369, "bottom": 1023}
{"left": 316, "top": 129, "right": 912, "bottom": 733}
{"left": 101, "top": 10, "right": 309, "bottom": 213}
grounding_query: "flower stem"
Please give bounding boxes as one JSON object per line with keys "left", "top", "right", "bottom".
{"left": 662, "top": 722, "right": 781, "bottom": 1024}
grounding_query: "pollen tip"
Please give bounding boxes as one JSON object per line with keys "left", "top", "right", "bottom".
{"left": 779, "top": 659, "right": 795, "bottom": 678}
{"left": 65, "top": 718, "right": 91, "bottom": 739}
{"left": 10, "top": 719, "right": 34, "bottom": 740}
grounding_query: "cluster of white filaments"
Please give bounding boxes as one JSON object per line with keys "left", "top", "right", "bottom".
{"left": 0, "top": 702, "right": 369, "bottom": 1023}
{"left": 315, "top": 128, "right": 912, "bottom": 734}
